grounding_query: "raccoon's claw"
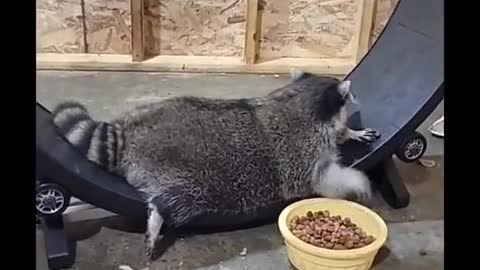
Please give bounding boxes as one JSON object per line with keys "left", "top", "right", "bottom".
{"left": 358, "top": 190, "right": 372, "bottom": 204}
{"left": 145, "top": 238, "right": 158, "bottom": 261}
{"left": 358, "top": 128, "right": 381, "bottom": 143}
{"left": 347, "top": 189, "right": 372, "bottom": 207}
{"left": 145, "top": 246, "right": 154, "bottom": 260}
{"left": 144, "top": 231, "right": 150, "bottom": 244}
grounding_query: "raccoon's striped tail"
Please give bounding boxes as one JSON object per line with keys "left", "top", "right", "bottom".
{"left": 52, "top": 101, "right": 125, "bottom": 173}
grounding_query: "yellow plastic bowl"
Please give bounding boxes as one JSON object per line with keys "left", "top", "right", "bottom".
{"left": 278, "top": 198, "right": 388, "bottom": 270}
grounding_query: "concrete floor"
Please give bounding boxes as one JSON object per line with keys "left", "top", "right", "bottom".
{"left": 36, "top": 71, "right": 444, "bottom": 270}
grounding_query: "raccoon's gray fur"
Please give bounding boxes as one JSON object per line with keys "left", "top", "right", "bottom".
{"left": 52, "top": 72, "right": 380, "bottom": 258}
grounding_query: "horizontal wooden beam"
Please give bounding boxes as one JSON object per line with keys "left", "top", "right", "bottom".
{"left": 36, "top": 53, "right": 355, "bottom": 75}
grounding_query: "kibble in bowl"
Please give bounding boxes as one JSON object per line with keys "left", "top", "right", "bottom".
{"left": 278, "top": 198, "right": 388, "bottom": 270}
{"left": 288, "top": 210, "right": 376, "bottom": 250}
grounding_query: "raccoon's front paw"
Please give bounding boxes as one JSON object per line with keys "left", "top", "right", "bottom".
{"left": 357, "top": 128, "right": 381, "bottom": 143}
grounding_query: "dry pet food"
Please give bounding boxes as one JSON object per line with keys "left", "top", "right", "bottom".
{"left": 288, "top": 210, "right": 376, "bottom": 250}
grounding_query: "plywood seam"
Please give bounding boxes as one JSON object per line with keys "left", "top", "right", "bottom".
{"left": 80, "top": 0, "right": 88, "bottom": 53}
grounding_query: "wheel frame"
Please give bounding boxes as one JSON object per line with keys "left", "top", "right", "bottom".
{"left": 36, "top": 182, "right": 71, "bottom": 217}
{"left": 395, "top": 131, "right": 428, "bottom": 163}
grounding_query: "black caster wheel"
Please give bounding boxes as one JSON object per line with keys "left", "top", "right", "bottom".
{"left": 395, "top": 131, "right": 427, "bottom": 163}
{"left": 36, "top": 183, "right": 70, "bottom": 217}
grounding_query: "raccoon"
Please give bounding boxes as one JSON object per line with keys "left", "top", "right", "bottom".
{"left": 52, "top": 71, "right": 380, "bottom": 258}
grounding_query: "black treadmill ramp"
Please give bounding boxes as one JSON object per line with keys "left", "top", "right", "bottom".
{"left": 36, "top": 103, "right": 146, "bottom": 220}
{"left": 345, "top": 0, "right": 443, "bottom": 170}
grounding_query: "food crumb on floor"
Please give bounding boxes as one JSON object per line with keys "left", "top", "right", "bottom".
{"left": 419, "top": 159, "right": 436, "bottom": 167}
{"left": 419, "top": 249, "right": 428, "bottom": 256}
{"left": 119, "top": 265, "right": 134, "bottom": 270}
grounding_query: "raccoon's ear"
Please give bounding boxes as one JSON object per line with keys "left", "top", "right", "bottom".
{"left": 338, "top": 80, "right": 359, "bottom": 104}
{"left": 290, "top": 68, "right": 305, "bottom": 81}
{"left": 337, "top": 80, "right": 351, "bottom": 98}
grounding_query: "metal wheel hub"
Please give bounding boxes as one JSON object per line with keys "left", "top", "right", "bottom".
{"left": 36, "top": 188, "right": 65, "bottom": 214}
{"left": 404, "top": 138, "right": 424, "bottom": 160}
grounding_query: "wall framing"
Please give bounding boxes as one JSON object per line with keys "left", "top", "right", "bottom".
{"left": 36, "top": 0, "right": 391, "bottom": 75}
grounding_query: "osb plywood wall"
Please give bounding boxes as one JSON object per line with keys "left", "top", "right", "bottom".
{"left": 37, "top": 0, "right": 399, "bottom": 57}
{"left": 144, "top": 0, "right": 246, "bottom": 57}
{"left": 36, "top": 0, "right": 84, "bottom": 53}
{"left": 84, "top": 0, "right": 132, "bottom": 54}
{"left": 259, "top": 0, "right": 362, "bottom": 60}
{"left": 36, "top": 0, "right": 132, "bottom": 54}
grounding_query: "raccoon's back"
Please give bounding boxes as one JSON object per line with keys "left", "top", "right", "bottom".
{"left": 121, "top": 97, "right": 284, "bottom": 208}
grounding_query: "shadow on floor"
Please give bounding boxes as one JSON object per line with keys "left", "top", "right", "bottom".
{"left": 371, "top": 156, "right": 444, "bottom": 223}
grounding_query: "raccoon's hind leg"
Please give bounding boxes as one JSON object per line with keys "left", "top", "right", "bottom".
{"left": 313, "top": 162, "right": 372, "bottom": 203}
{"left": 145, "top": 200, "right": 164, "bottom": 259}
{"left": 143, "top": 188, "right": 206, "bottom": 259}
